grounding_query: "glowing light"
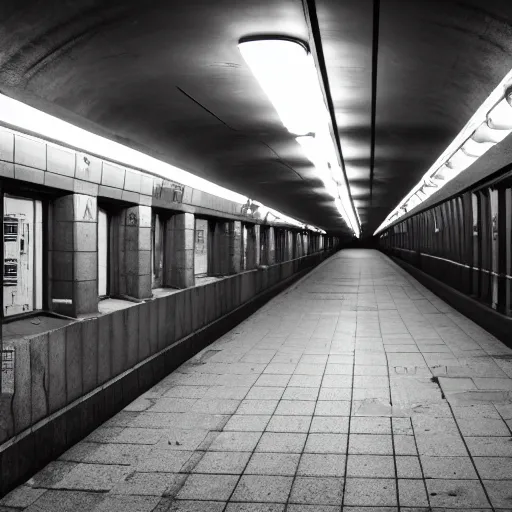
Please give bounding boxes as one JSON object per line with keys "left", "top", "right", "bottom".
{"left": 296, "top": 135, "right": 338, "bottom": 198}
{"left": 0, "top": 93, "right": 323, "bottom": 231}
{"left": 238, "top": 38, "right": 327, "bottom": 135}
{"left": 471, "top": 122, "right": 511, "bottom": 144}
{"left": 487, "top": 98, "right": 512, "bottom": 130}
{"left": 461, "top": 138, "right": 494, "bottom": 157}
{"left": 375, "top": 72, "right": 512, "bottom": 235}
{"left": 446, "top": 149, "right": 477, "bottom": 173}
{"left": 239, "top": 37, "right": 360, "bottom": 237}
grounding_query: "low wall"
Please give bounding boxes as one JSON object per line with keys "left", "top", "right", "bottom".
{"left": 0, "top": 248, "right": 337, "bottom": 496}
{"left": 386, "top": 251, "right": 512, "bottom": 347}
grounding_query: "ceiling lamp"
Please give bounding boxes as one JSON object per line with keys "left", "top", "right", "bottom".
{"left": 461, "top": 138, "right": 494, "bottom": 157}
{"left": 296, "top": 135, "right": 338, "bottom": 198}
{"left": 375, "top": 76, "right": 512, "bottom": 235}
{"left": 238, "top": 38, "right": 327, "bottom": 136}
{"left": 239, "top": 36, "right": 360, "bottom": 238}
{"left": 446, "top": 148, "right": 477, "bottom": 173}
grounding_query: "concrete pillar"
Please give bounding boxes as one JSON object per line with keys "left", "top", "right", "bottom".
{"left": 254, "top": 225, "right": 261, "bottom": 267}
{"left": 266, "top": 226, "right": 276, "bottom": 265}
{"left": 119, "top": 205, "right": 152, "bottom": 299}
{"left": 51, "top": 193, "right": 98, "bottom": 317}
{"left": 229, "top": 221, "right": 242, "bottom": 274}
{"left": 164, "top": 212, "right": 195, "bottom": 288}
{"left": 285, "top": 230, "right": 294, "bottom": 261}
{"left": 245, "top": 224, "right": 259, "bottom": 270}
{"left": 303, "top": 233, "right": 309, "bottom": 255}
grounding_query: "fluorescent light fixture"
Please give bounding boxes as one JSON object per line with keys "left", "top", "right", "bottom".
{"left": 446, "top": 149, "right": 477, "bottom": 173}
{"left": 0, "top": 93, "right": 323, "bottom": 231}
{"left": 238, "top": 38, "right": 327, "bottom": 136}
{"left": 461, "top": 138, "right": 494, "bottom": 157}
{"left": 296, "top": 135, "right": 338, "bottom": 198}
{"left": 375, "top": 71, "right": 512, "bottom": 235}
{"left": 239, "top": 36, "right": 360, "bottom": 238}
{"left": 471, "top": 122, "right": 511, "bottom": 144}
{"left": 487, "top": 97, "right": 512, "bottom": 130}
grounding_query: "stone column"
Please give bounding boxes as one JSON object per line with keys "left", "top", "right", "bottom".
{"left": 119, "top": 205, "right": 152, "bottom": 299}
{"left": 253, "top": 225, "right": 261, "bottom": 267}
{"left": 164, "top": 212, "right": 195, "bottom": 288}
{"left": 51, "top": 193, "right": 98, "bottom": 317}
{"left": 229, "top": 221, "right": 242, "bottom": 274}
{"left": 284, "top": 230, "right": 294, "bottom": 261}
{"left": 245, "top": 225, "right": 260, "bottom": 270}
{"left": 266, "top": 226, "right": 276, "bottom": 265}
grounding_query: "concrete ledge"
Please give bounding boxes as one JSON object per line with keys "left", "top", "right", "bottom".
{"left": 387, "top": 253, "right": 512, "bottom": 347}
{"left": 0, "top": 250, "right": 336, "bottom": 497}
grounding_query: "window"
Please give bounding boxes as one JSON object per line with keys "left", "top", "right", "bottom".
{"left": 195, "top": 218, "right": 209, "bottom": 277}
{"left": 242, "top": 224, "right": 248, "bottom": 270}
{"left": 151, "top": 212, "right": 165, "bottom": 288}
{"left": 97, "top": 208, "right": 109, "bottom": 297}
{"left": 3, "top": 195, "right": 43, "bottom": 317}
{"left": 260, "top": 226, "right": 269, "bottom": 265}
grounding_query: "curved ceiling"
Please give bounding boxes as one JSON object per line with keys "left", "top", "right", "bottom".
{"left": 1, "top": 0, "right": 512, "bottom": 236}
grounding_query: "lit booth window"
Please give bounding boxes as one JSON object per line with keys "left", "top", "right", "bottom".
{"left": 3, "top": 195, "right": 43, "bottom": 317}
{"left": 194, "top": 218, "right": 209, "bottom": 277}
{"left": 260, "top": 226, "right": 269, "bottom": 265}
{"left": 151, "top": 212, "right": 165, "bottom": 288}
{"left": 98, "top": 208, "right": 109, "bottom": 297}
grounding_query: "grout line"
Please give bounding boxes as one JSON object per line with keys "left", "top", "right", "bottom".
{"left": 340, "top": 304, "right": 357, "bottom": 510}
{"left": 409, "top": 419, "right": 432, "bottom": 510}
{"left": 282, "top": 322, "right": 324, "bottom": 511}
{"left": 447, "top": 400, "right": 497, "bottom": 512}
{"left": 384, "top": 334, "right": 401, "bottom": 512}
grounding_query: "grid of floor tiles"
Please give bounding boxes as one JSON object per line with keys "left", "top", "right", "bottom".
{"left": 2, "top": 249, "right": 512, "bottom": 511}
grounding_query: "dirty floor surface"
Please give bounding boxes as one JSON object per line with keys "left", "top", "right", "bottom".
{"left": 2, "top": 249, "right": 512, "bottom": 511}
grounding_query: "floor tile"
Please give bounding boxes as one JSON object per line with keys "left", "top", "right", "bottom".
{"left": 289, "top": 477, "right": 343, "bottom": 505}
{"left": 348, "top": 434, "right": 393, "bottom": 455}
{"left": 192, "top": 451, "right": 251, "bottom": 474}
{"left": 176, "top": 474, "right": 239, "bottom": 501}
{"left": 231, "top": 475, "right": 293, "bottom": 503}
{"left": 256, "top": 433, "right": 307, "bottom": 453}
{"left": 346, "top": 455, "right": 395, "bottom": 478}
{"left": 344, "top": 478, "right": 397, "bottom": 506}
{"left": 266, "top": 415, "right": 311, "bottom": 433}
{"left": 244, "top": 453, "right": 300, "bottom": 476}
{"left": 297, "top": 454, "right": 346, "bottom": 477}
{"left": 425, "top": 479, "right": 490, "bottom": 508}
{"left": 304, "top": 433, "right": 347, "bottom": 454}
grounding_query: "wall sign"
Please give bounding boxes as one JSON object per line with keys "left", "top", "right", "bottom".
{"left": 1, "top": 346, "right": 15, "bottom": 394}
{"left": 153, "top": 179, "right": 185, "bottom": 204}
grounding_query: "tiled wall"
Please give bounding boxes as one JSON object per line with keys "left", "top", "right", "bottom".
{"left": 0, "top": 128, "right": 246, "bottom": 221}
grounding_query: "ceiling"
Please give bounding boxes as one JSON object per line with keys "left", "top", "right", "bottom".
{"left": 1, "top": 0, "right": 512, "bottom": 236}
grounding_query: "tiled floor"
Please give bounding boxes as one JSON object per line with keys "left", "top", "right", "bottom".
{"left": 3, "top": 249, "right": 512, "bottom": 511}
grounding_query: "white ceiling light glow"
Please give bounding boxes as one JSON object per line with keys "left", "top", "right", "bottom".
{"left": 239, "top": 37, "right": 360, "bottom": 238}
{"left": 0, "top": 93, "right": 322, "bottom": 231}
{"left": 375, "top": 71, "right": 512, "bottom": 235}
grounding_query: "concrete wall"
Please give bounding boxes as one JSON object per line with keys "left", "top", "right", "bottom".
{"left": 0, "top": 248, "right": 338, "bottom": 497}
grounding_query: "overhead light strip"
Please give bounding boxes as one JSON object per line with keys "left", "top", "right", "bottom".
{"left": 0, "top": 93, "right": 322, "bottom": 232}
{"left": 238, "top": 37, "right": 360, "bottom": 238}
{"left": 375, "top": 69, "right": 512, "bottom": 235}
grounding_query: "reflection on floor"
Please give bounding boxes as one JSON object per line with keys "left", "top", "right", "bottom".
{"left": 2, "top": 249, "right": 512, "bottom": 511}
